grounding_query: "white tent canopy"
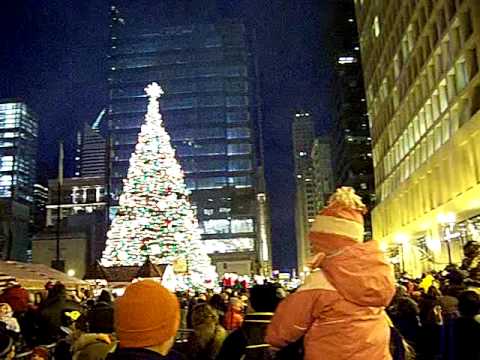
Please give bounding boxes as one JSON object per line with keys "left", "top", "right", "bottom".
{"left": 0, "top": 261, "right": 88, "bottom": 291}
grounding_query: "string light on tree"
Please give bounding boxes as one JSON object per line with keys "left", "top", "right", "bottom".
{"left": 101, "top": 82, "right": 216, "bottom": 289}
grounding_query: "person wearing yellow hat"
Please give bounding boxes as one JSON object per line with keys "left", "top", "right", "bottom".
{"left": 106, "top": 280, "right": 182, "bottom": 360}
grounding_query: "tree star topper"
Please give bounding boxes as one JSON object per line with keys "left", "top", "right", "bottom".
{"left": 145, "top": 82, "right": 164, "bottom": 99}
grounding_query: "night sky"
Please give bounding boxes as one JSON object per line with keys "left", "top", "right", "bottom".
{"left": 0, "top": 0, "right": 336, "bottom": 270}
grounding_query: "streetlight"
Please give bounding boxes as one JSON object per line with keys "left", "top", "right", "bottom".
{"left": 67, "top": 269, "right": 76, "bottom": 277}
{"left": 437, "top": 212, "right": 456, "bottom": 264}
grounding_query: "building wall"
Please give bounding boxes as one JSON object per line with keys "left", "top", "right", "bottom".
{"left": 312, "top": 137, "right": 335, "bottom": 213}
{"left": 356, "top": 0, "right": 480, "bottom": 275}
{"left": 46, "top": 177, "right": 106, "bottom": 226}
{"left": 107, "top": 7, "right": 261, "bottom": 267}
{"left": 80, "top": 123, "right": 106, "bottom": 178}
{"left": 32, "top": 234, "right": 88, "bottom": 279}
{"left": 330, "top": 1, "right": 375, "bottom": 239}
{"left": 292, "top": 113, "right": 316, "bottom": 272}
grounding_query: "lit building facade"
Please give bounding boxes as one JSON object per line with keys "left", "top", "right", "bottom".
{"left": 46, "top": 177, "right": 106, "bottom": 226}
{"left": 292, "top": 112, "right": 316, "bottom": 272}
{"left": 0, "top": 100, "right": 38, "bottom": 260}
{"left": 107, "top": 2, "right": 264, "bottom": 273}
{"left": 355, "top": 0, "right": 480, "bottom": 275}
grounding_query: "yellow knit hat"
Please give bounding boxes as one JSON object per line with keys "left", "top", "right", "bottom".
{"left": 115, "top": 280, "right": 180, "bottom": 348}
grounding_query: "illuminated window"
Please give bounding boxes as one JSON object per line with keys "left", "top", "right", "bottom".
{"left": 0, "top": 156, "right": 14, "bottom": 172}
{"left": 202, "top": 219, "right": 230, "bottom": 234}
{"left": 227, "top": 128, "right": 250, "bottom": 139}
{"left": 203, "top": 208, "right": 214, "bottom": 216}
{"left": 202, "top": 238, "right": 254, "bottom": 254}
{"left": 228, "top": 176, "right": 252, "bottom": 188}
{"left": 373, "top": 16, "right": 380, "bottom": 38}
{"left": 196, "top": 177, "right": 226, "bottom": 190}
{"left": 231, "top": 219, "right": 254, "bottom": 233}
{"left": 227, "top": 143, "right": 251, "bottom": 155}
{"left": 338, "top": 56, "right": 357, "bottom": 64}
{"left": 455, "top": 60, "right": 468, "bottom": 92}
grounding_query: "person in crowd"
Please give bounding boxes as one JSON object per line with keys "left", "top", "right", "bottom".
{"left": 70, "top": 313, "right": 115, "bottom": 360}
{"left": 217, "top": 283, "right": 286, "bottom": 360}
{"left": 223, "top": 298, "right": 244, "bottom": 331}
{"left": 208, "top": 294, "right": 226, "bottom": 325}
{"left": 37, "top": 282, "right": 84, "bottom": 344}
{"left": 106, "top": 279, "right": 184, "bottom": 360}
{"left": 187, "top": 303, "right": 226, "bottom": 360}
{"left": 0, "top": 303, "right": 20, "bottom": 335}
{"left": 387, "top": 286, "right": 421, "bottom": 350}
{"left": 87, "top": 290, "right": 114, "bottom": 334}
{"left": 266, "top": 187, "right": 396, "bottom": 360}
{"left": 0, "top": 285, "right": 41, "bottom": 348}
{"left": 449, "top": 290, "right": 480, "bottom": 360}
{"left": 0, "top": 323, "right": 15, "bottom": 359}
{"left": 29, "top": 346, "right": 50, "bottom": 360}
{"left": 418, "top": 286, "right": 443, "bottom": 359}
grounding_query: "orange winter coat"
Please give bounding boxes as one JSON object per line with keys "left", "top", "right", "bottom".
{"left": 266, "top": 241, "right": 396, "bottom": 360}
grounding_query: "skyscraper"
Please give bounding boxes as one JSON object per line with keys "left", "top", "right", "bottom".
{"left": 311, "top": 137, "right": 334, "bottom": 213}
{"left": 292, "top": 112, "right": 316, "bottom": 272}
{"left": 328, "top": 0, "right": 375, "bottom": 239}
{"left": 76, "top": 110, "right": 107, "bottom": 178}
{"left": 355, "top": 1, "right": 480, "bottom": 275}
{"left": 107, "top": 1, "right": 264, "bottom": 273}
{"left": 0, "top": 100, "right": 38, "bottom": 260}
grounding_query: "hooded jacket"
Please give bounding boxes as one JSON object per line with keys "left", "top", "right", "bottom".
{"left": 266, "top": 241, "right": 396, "bottom": 360}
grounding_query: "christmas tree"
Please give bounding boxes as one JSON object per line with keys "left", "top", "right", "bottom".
{"left": 101, "top": 83, "right": 216, "bottom": 288}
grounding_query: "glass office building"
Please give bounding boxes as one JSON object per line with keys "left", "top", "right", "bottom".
{"left": 0, "top": 100, "right": 38, "bottom": 204}
{"left": 0, "top": 100, "right": 38, "bottom": 260}
{"left": 107, "top": 2, "right": 262, "bottom": 271}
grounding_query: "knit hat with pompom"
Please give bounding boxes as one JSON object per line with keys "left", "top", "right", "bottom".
{"left": 309, "top": 187, "right": 367, "bottom": 266}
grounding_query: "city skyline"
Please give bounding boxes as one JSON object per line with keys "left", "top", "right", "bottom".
{"left": 0, "top": 1, "right": 335, "bottom": 270}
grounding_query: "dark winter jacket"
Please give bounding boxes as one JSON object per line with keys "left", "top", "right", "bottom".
{"left": 217, "top": 312, "right": 302, "bottom": 360}
{"left": 217, "top": 312, "right": 272, "bottom": 360}
{"left": 106, "top": 348, "right": 185, "bottom": 360}
{"left": 450, "top": 316, "right": 480, "bottom": 360}
{"left": 88, "top": 301, "right": 114, "bottom": 334}
{"left": 38, "top": 294, "right": 84, "bottom": 343}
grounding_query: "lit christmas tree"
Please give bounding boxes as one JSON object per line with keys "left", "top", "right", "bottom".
{"left": 101, "top": 83, "right": 216, "bottom": 288}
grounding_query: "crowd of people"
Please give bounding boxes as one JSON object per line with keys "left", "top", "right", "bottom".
{"left": 0, "top": 187, "right": 477, "bottom": 359}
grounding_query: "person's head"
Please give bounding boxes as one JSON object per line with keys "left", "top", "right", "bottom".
{"left": 208, "top": 294, "right": 225, "bottom": 311}
{"left": 49, "top": 282, "right": 66, "bottom": 299}
{"left": 30, "top": 346, "right": 49, "bottom": 360}
{"left": 191, "top": 303, "right": 219, "bottom": 328}
{"left": 115, "top": 280, "right": 180, "bottom": 355}
{"left": 0, "top": 303, "right": 13, "bottom": 318}
{"left": 427, "top": 286, "right": 441, "bottom": 298}
{"left": 249, "top": 284, "right": 281, "bottom": 313}
{"left": 0, "top": 286, "right": 29, "bottom": 313}
{"left": 229, "top": 297, "right": 243, "bottom": 312}
{"left": 458, "top": 290, "right": 480, "bottom": 318}
{"left": 395, "top": 285, "right": 408, "bottom": 299}
{"left": 98, "top": 289, "right": 112, "bottom": 304}
{"left": 309, "top": 187, "right": 367, "bottom": 263}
